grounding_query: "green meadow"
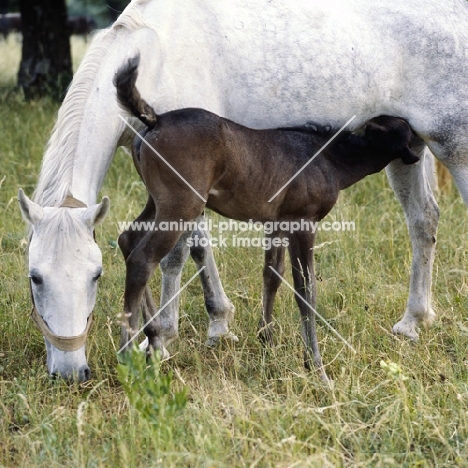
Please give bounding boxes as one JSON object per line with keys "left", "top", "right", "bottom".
{"left": 0, "top": 35, "right": 467, "bottom": 467}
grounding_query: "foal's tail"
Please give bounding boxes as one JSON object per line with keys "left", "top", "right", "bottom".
{"left": 113, "top": 54, "right": 157, "bottom": 129}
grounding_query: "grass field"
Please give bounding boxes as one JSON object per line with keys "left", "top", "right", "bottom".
{"left": 1, "top": 36, "right": 468, "bottom": 468}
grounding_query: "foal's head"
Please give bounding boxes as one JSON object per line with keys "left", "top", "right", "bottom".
{"left": 361, "top": 115, "right": 420, "bottom": 164}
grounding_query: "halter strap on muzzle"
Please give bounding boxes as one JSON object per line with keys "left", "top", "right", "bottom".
{"left": 29, "top": 195, "right": 94, "bottom": 352}
{"left": 30, "top": 305, "right": 93, "bottom": 352}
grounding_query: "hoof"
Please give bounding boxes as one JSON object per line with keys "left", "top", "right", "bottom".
{"left": 304, "top": 354, "right": 331, "bottom": 386}
{"left": 320, "top": 371, "right": 333, "bottom": 388}
{"left": 392, "top": 320, "right": 419, "bottom": 341}
{"left": 257, "top": 329, "right": 276, "bottom": 348}
{"left": 138, "top": 337, "right": 149, "bottom": 352}
{"left": 146, "top": 345, "right": 170, "bottom": 360}
{"left": 146, "top": 336, "right": 172, "bottom": 360}
{"left": 424, "top": 308, "right": 437, "bottom": 327}
{"left": 257, "top": 322, "right": 275, "bottom": 347}
{"left": 205, "top": 332, "right": 239, "bottom": 347}
{"left": 393, "top": 308, "right": 436, "bottom": 341}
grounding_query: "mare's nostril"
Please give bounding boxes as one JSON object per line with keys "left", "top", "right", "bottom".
{"left": 82, "top": 366, "right": 91, "bottom": 382}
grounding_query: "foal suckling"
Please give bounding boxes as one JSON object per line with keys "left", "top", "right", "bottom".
{"left": 115, "top": 56, "right": 421, "bottom": 380}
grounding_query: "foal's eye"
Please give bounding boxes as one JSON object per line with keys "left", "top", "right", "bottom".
{"left": 30, "top": 275, "right": 43, "bottom": 286}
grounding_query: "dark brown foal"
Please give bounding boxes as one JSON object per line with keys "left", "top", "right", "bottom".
{"left": 114, "top": 56, "right": 422, "bottom": 380}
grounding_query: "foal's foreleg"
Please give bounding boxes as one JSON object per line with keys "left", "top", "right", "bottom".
{"left": 385, "top": 155, "right": 439, "bottom": 340}
{"left": 118, "top": 195, "right": 158, "bottom": 351}
{"left": 190, "top": 220, "right": 238, "bottom": 346}
{"left": 120, "top": 228, "right": 185, "bottom": 356}
{"left": 258, "top": 231, "right": 286, "bottom": 346}
{"left": 118, "top": 196, "right": 182, "bottom": 354}
{"left": 288, "top": 232, "right": 327, "bottom": 381}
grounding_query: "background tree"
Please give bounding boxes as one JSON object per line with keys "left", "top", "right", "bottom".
{"left": 67, "top": 0, "right": 130, "bottom": 27}
{"left": 1, "top": 0, "right": 130, "bottom": 99}
{"left": 17, "top": 0, "right": 72, "bottom": 100}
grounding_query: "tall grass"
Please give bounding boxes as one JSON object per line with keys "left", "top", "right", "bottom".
{"left": 0, "top": 36, "right": 467, "bottom": 467}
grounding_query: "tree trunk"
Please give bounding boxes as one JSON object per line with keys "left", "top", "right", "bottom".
{"left": 18, "top": 0, "right": 72, "bottom": 100}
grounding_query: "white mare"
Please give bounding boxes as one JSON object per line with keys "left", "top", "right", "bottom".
{"left": 19, "top": 0, "right": 468, "bottom": 381}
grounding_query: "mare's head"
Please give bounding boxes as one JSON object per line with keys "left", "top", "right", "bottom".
{"left": 18, "top": 189, "right": 110, "bottom": 381}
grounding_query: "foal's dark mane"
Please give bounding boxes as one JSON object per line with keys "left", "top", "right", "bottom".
{"left": 276, "top": 123, "right": 333, "bottom": 136}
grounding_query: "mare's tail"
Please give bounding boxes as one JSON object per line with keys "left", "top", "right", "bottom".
{"left": 113, "top": 54, "right": 157, "bottom": 129}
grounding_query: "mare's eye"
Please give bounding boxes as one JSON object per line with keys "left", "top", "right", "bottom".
{"left": 30, "top": 275, "right": 43, "bottom": 285}
{"left": 92, "top": 271, "right": 103, "bottom": 282}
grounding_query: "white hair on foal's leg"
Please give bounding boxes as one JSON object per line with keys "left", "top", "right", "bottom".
{"left": 138, "top": 337, "right": 149, "bottom": 352}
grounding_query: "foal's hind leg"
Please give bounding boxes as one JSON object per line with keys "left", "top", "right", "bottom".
{"left": 258, "top": 231, "right": 286, "bottom": 346}
{"left": 190, "top": 222, "right": 237, "bottom": 346}
{"left": 385, "top": 152, "right": 439, "bottom": 340}
{"left": 288, "top": 231, "right": 328, "bottom": 381}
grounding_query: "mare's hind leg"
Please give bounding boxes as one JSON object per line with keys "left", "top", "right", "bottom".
{"left": 446, "top": 163, "right": 468, "bottom": 206}
{"left": 385, "top": 149, "right": 439, "bottom": 340}
{"left": 288, "top": 231, "right": 328, "bottom": 381}
{"left": 258, "top": 231, "right": 286, "bottom": 346}
{"left": 190, "top": 223, "right": 238, "bottom": 346}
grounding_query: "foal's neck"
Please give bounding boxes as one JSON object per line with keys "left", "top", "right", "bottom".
{"left": 329, "top": 149, "right": 397, "bottom": 191}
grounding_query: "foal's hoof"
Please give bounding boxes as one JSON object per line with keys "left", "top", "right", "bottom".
{"left": 146, "top": 345, "right": 171, "bottom": 360}
{"left": 257, "top": 323, "right": 275, "bottom": 347}
{"left": 304, "top": 354, "right": 331, "bottom": 385}
{"left": 318, "top": 368, "right": 333, "bottom": 387}
{"left": 138, "top": 337, "right": 149, "bottom": 352}
{"left": 145, "top": 337, "right": 171, "bottom": 360}
{"left": 205, "top": 332, "right": 239, "bottom": 347}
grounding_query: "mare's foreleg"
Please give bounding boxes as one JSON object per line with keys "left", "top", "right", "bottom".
{"left": 385, "top": 152, "right": 439, "bottom": 340}
{"left": 190, "top": 221, "right": 238, "bottom": 346}
{"left": 288, "top": 231, "right": 327, "bottom": 381}
{"left": 258, "top": 231, "right": 286, "bottom": 346}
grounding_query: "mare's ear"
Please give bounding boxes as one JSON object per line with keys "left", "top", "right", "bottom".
{"left": 18, "top": 189, "right": 44, "bottom": 225}
{"left": 81, "top": 196, "right": 110, "bottom": 228}
{"left": 400, "top": 147, "right": 420, "bottom": 165}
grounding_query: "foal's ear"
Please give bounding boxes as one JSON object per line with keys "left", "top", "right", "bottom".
{"left": 364, "top": 121, "right": 390, "bottom": 142}
{"left": 18, "top": 188, "right": 44, "bottom": 225}
{"left": 81, "top": 196, "right": 110, "bottom": 228}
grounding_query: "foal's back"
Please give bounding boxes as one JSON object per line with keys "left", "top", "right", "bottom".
{"left": 134, "top": 108, "right": 335, "bottom": 221}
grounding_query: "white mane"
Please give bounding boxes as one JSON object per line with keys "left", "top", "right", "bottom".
{"left": 32, "top": 0, "right": 152, "bottom": 207}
